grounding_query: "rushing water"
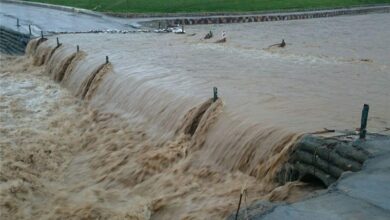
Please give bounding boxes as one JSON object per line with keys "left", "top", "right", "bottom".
{"left": 1, "top": 12, "right": 390, "bottom": 220}
{"left": 0, "top": 54, "right": 306, "bottom": 220}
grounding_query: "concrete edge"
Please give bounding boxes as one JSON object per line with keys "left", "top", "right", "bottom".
{"left": 145, "top": 5, "right": 390, "bottom": 26}
{"left": 104, "top": 4, "right": 390, "bottom": 18}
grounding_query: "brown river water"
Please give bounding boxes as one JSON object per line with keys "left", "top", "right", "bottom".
{"left": 1, "top": 13, "right": 390, "bottom": 219}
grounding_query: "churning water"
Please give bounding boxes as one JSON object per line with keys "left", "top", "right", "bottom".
{"left": 1, "top": 12, "right": 389, "bottom": 219}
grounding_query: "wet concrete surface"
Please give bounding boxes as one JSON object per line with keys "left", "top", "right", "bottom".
{"left": 0, "top": 1, "right": 135, "bottom": 35}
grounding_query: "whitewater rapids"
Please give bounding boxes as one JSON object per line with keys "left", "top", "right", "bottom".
{"left": 0, "top": 53, "right": 307, "bottom": 219}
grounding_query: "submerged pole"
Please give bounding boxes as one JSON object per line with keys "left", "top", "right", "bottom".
{"left": 359, "top": 104, "right": 369, "bottom": 139}
{"left": 235, "top": 192, "right": 243, "bottom": 220}
{"left": 77, "top": 45, "right": 79, "bottom": 52}
{"left": 56, "top": 37, "right": 60, "bottom": 47}
{"left": 16, "top": 18, "right": 20, "bottom": 27}
{"left": 41, "top": 31, "right": 44, "bottom": 39}
{"left": 28, "top": 25, "right": 32, "bottom": 36}
{"left": 106, "top": 56, "right": 109, "bottom": 64}
{"left": 213, "top": 87, "right": 218, "bottom": 102}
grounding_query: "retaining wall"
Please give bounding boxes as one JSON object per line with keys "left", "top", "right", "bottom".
{"left": 153, "top": 6, "right": 390, "bottom": 26}
{"left": 0, "top": 26, "right": 31, "bottom": 55}
{"left": 277, "top": 134, "right": 372, "bottom": 187}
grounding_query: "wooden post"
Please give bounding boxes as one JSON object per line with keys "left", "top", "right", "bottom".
{"left": 41, "top": 31, "right": 44, "bottom": 39}
{"left": 359, "top": 104, "right": 369, "bottom": 139}
{"left": 56, "top": 37, "right": 60, "bottom": 47}
{"left": 106, "top": 56, "right": 109, "bottom": 64}
{"left": 77, "top": 45, "right": 79, "bottom": 52}
{"left": 158, "top": 22, "right": 161, "bottom": 29}
{"left": 213, "top": 87, "right": 218, "bottom": 102}
{"left": 28, "top": 25, "right": 32, "bottom": 36}
{"left": 16, "top": 18, "right": 20, "bottom": 27}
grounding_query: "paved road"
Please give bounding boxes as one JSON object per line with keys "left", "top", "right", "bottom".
{"left": 0, "top": 1, "right": 135, "bottom": 35}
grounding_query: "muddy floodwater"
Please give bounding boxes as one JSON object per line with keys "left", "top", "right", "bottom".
{"left": 1, "top": 12, "right": 390, "bottom": 220}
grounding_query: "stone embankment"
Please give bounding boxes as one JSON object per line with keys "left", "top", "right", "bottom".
{"left": 277, "top": 134, "right": 371, "bottom": 187}
{"left": 230, "top": 133, "right": 390, "bottom": 219}
{"left": 0, "top": 26, "right": 30, "bottom": 55}
{"left": 146, "top": 6, "right": 390, "bottom": 27}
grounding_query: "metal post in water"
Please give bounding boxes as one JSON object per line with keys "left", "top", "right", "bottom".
{"left": 28, "top": 25, "right": 32, "bottom": 36}
{"left": 106, "top": 56, "right": 109, "bottom": 64}
{"left": 16, "top": 18, "right": 20, "bottom": 27}
{"left": 235, "top": 192, "right": 243, "bottom": 220}
{"left": 77, "top": 45, "right": 79, "bottom": 52}
{"left": 56, "top": 37, "right": 60, "bottom": 47}
{"left": 359, "top": 104, "right": 369, "bottom": 139}
{"left": 213, "top": 87, "right": 218, "bottom": 102}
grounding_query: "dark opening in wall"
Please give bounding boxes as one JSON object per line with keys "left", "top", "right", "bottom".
{"left": 300, "top": 174, "right": 327, "bottom": 189}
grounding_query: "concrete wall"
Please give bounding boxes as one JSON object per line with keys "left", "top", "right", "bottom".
{"left": 0, "top": 26, "right": 30, "bottom": 55}
{"left": 158, "top": 6, "right": 390, "bottom": 26}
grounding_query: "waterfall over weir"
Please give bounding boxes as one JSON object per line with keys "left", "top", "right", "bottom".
{"left": 2, "top": 11, "right": 390, "bottom": 219}
{"left": 0, "top": 36, "right": 309, "bottom": 219}
{"left": 28, "top": 36, "right": 299, "bottom": 183}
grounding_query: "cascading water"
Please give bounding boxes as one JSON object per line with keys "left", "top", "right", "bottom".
{"left": 28, "top": 37, "right": 300, "bottom": 182}
{"left": 0, "top": 37, "right": 305, "bottom": 219}
{"left": 3, "top": 13, "right": 389, "bottom": 218}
